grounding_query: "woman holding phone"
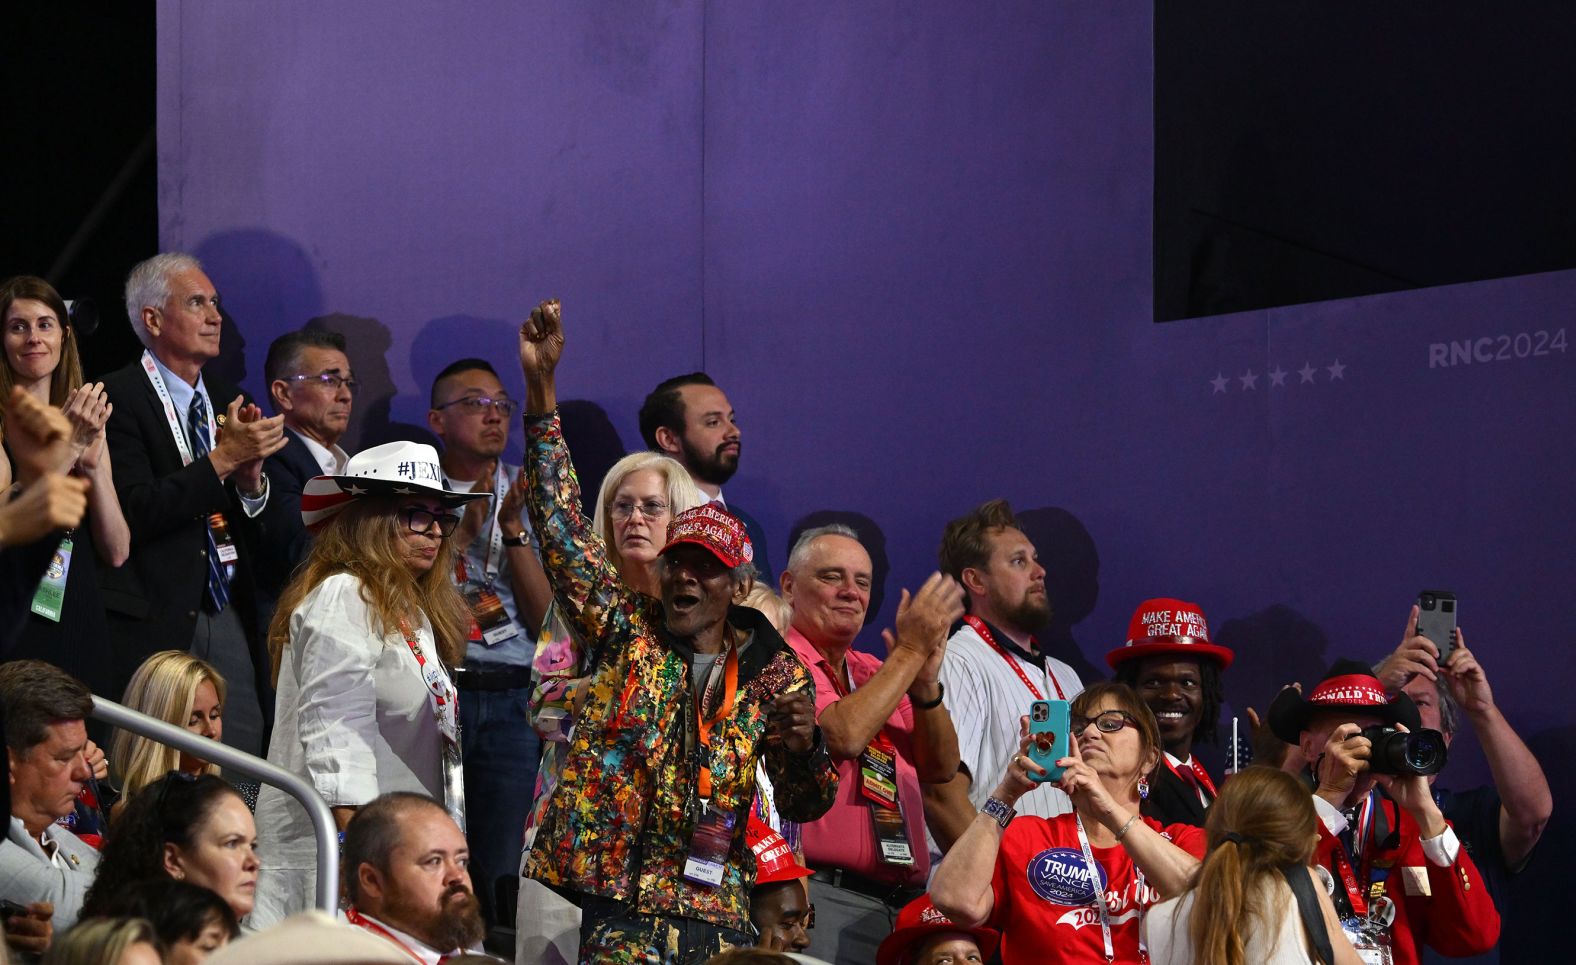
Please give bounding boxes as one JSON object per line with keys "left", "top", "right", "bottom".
{"left": 930, "top": 682, "right": 1205, "bottom": 964}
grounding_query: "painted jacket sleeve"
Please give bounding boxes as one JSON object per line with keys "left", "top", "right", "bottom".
{"left": 761, "top": 656, "right": 840, "bottom": 822}
{"left": 521, "top": 410, "right": 626, "bottom": 669}
{"left": 527, "top": 597, "right": 591, "bottom": 741}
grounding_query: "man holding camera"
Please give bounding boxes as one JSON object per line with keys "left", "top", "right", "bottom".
{"left": 1268, "top": 659, "right": 1500, "bottom": 965}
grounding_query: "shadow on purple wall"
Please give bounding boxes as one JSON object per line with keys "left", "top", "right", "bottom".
{"left": 1016, "top": 507, "right": 1104, "bottom": 688}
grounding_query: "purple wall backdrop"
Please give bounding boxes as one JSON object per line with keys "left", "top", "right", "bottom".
{"left": 157, "top": 2, "right": 1573, "bottom": 950}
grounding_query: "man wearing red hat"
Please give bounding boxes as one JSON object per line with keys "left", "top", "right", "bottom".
{"left": 1107, "top": 598, "right": 1233, "bottom": 828}
{"left": 875, "top": 896, "right": 999, "bottom": 965}
{"left": 518, "top": 301, "right": 838, "bottom": 964}
{"left": 746, "top": 818, "right": 815, "bottom": 953}
{"left": 1267, "top": 659, "right": 1500, "bottom": 965}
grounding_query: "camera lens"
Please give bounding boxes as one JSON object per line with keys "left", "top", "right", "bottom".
{"left": 1421, "top": 594, "right": 1436, "bottom": 608}
{"left": 1442, "top": 600, "right": 1454, "bottom": 613}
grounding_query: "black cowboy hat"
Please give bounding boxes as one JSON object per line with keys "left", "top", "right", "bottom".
{"left": 1267, "top": 658, "right": 1421, "bottom": 745}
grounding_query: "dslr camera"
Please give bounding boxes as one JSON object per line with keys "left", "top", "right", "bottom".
{"left": 1359, "top": 725, "right": 1447, "bottom": 776}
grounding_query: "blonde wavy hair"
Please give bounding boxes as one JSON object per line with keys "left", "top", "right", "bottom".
{"left": 591, "top": 451, "right": 704, "bottom": 575}
{"left": 268, "top": 496, "right": 471, "bottom": 683}
{"left": 112, "top": 652, "right": 226, "bottom": 800}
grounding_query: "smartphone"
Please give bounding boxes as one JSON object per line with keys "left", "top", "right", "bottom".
{"left": 1027, "top": 699, "right": 1071, "bottom": 783}
{"left": 1416, "top": 590, "right": 1458, "bottom": 666}
{"left": 0, "top": 899, "right": 26, "bottom": 922}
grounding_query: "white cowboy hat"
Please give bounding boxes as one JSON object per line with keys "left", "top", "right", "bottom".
{"left": 299, "top": 440, "right": 491, "bottom": 532}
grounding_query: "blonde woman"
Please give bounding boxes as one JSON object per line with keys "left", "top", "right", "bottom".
{"left": 42, "top": 918, "right": 160, "bottom": 965}
{"left": 251, "top": 441, "right": 483, "bottom": 928}
{"left": 111, "top": 651, "right": 227, "bottom": 819}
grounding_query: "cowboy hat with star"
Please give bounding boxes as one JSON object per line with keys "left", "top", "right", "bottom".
{"left": 299, "top": 441, "right": 491, "bottom": 532}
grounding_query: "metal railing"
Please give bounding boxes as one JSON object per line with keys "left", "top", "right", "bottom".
{"left": 90, "top": 696, "right": 339, "bottom": 912}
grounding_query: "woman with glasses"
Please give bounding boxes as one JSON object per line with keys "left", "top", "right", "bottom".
{"left": 518, "top": 450, "right": 702, "bottom": 964}
{"left": 930, "top": 682, "right": 1206, "bottom": 964}
{"left": 250, "top": 441, "right": 485, "bottom": 928}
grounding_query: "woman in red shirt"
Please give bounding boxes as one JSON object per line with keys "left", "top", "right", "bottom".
{"left": 931, "top": 682, "right": 1205, "bottom": 964}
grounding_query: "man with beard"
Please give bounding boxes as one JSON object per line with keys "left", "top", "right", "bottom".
{"left": 343, "top": 793, "right": 485, "bottom": 963}
{"left": 780, "top": 524, "right": 965, "bottom": 964}
{"left": 427, "top": 358, "right": 550, "bottom": 929}
{"left": 639, "top": 373, "right": 772, "bottom": 581}
{"left": 1108, "top": 598, "right": 1234, "bottom": 827}
{"left": 923, "top": 499, "right": 1084, "bottom": 853}
{"left": 519, "top": 301, "right": 837, "bottom": 964}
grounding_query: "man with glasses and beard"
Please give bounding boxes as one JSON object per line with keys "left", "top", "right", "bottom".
{"left": 343, "top": 793, "right": 485, "bottom": 963}
{"left": 924, "top": 499, "right": 1084, "bottom": 854}
{"left": 639, "top": 373, "right": 772, "bottom": 581}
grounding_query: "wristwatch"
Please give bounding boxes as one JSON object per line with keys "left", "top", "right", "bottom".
{"left": 982, "top": 797, "right": 1016, "bottom": 829}
{"left": 501, "top": 531, "right": 530, "bottom": 547}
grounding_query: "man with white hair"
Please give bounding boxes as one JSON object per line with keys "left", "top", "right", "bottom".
{"left": 101, "top": 252, "right": 287, "bottom": 757}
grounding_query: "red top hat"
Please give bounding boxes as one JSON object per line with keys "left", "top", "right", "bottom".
{"left": 877, "top": 896, "right": 1000, "bottom": 965}
{"left": 660, "top": 503, "right": 754, "bottom": 569}
{"left": 1106, "top": 597, "right": 1234, "bottom": 671}
{"left": 746, "top": 817, "right": 812, "bottom": 886}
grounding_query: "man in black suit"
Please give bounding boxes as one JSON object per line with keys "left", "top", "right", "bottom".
{"left": 1108, "top": 598, "right": 1234, "bottom": 827}
{"left": 101, "top": 253, "right": 287, "bottom": 758}
{"left": 254, "top": 328, "right": 356, "bottom": 610}
{"left": 638, "top": 372, "right": 773, "bottom": 581}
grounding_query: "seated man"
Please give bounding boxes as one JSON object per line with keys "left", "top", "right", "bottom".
{"left": 1268, "top": 659, "right": 1501, "bottom": 965}
{"left": 875, "top": 896, "right": 999, "bottom": 965}
{"left": 342, "top": 793, "right": 485, "bottom": 963}
{"left": 746, "top": 818, "right": 814, "bottom": 954}
{"left": 518, "top": 300, "right": 836, "bottom": 963}
{"left": 0, "top": 660, "right": 99, "bottom": 945}
{"left": 1108, "top": 598, "right": 1234, "bottom": 827}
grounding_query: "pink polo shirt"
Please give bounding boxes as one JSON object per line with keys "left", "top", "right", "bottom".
{"left": 787, "top": 626, "right": 928, "bottom": 885}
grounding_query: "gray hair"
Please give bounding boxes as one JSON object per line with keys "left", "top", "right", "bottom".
{"left": 786, "top": 523, "right": 861, "bottom": 574}
{"left": 124, "top": 252, "right": 204, "bottom": 347}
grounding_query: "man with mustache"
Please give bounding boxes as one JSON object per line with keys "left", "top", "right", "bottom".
{"left": 343, "top": 793, "right": 485, "bottom": 963}
{"left": 924, "top": 499, "right": 1085, "bottom": 853}
{"left": 427, "top": 358, "right": 550, "bottom": 930}
{"left": 640, "top": 373, "right": 772, "bottom": 581}
{"left": 1108, "top": 598, "right": 1234, "bottom": 827}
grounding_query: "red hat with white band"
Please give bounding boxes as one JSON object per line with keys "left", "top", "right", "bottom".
{"left": 876, "top": 896, "right": 1001, "bottom": 965}
{"left": 660, "top": 503, "right": 755, "bottom": 569}
{"left": 1266, "top": 658, "right": 1421, "bottom": 744}
{"left": 1105, "top": 597, "right": 1234, "bottom": 671}
{"left": 746, "top": 817, "right": 813, "bottom": 886}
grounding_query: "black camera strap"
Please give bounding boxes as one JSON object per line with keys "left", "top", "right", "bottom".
{"left": 1280, "top": 862, "right": 1337, "bottom": 965}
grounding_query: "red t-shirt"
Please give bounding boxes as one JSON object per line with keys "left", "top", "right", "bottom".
{"left": 988, "top": 813, "right": 1206, "bottom": 965}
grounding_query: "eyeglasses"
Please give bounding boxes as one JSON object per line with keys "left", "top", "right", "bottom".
{"left": 288, "top": 372, "right": 360, "bottom": 394}
{"left": 1071, "top": 709, "right": 1138, "bottom": 734}
{"left": 610, "top": 499, "right": 670, "bottom": 521}
{"left": 400, "top": 506, "right": 461, "bottom": 538}
{"left": 433, "top": 395, "right": 516, "bottom": 418}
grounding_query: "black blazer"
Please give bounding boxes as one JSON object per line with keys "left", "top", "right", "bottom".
{"left": 253, "top": 428, "right": 325, "bottom": 607}
{"left": 100, "top": 360, "right": 270, "bottom": 690}
{"left": 1141, "top": 758, "right": 1214, "bottom": 829}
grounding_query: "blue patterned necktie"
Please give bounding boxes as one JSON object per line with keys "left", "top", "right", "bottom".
{"left": 188, "top": 392, "right": 231, "bottom": 611}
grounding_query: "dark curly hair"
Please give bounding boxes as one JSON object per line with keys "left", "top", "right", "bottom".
{"left": 81, "top": 773, "right": 244, "bottom": 919}
{"left": 82, "top": 877, "right": 239, "bottom": 947}
{"left": 1113, "top": 656, "right": 1224, "bottom": 748}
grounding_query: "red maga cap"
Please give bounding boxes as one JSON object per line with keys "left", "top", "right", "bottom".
{"left": 877, "top": 896, "right": 1001, "bottom": 965}
{"left": 746, "top": 817, "right": 812, "bottom": 885}
{"left": 1106, "top": 597, "right": 1234, "bottom": 670}
{"left": 660, "top": 503, "right": 754, "bottom": 569}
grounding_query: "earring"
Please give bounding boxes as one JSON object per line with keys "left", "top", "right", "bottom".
{"left": 1138, "top": 778, "right": 1150, "bottom": 800}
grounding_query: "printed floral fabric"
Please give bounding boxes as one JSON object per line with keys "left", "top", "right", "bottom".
{"left": 523, "top": 597, "right": 588, "bottom": 847}
{"left": 520, "top": 410, "right": 837, "bottom": 932}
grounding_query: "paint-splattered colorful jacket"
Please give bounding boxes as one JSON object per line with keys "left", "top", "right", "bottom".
{"left": 520, "top": 410, "right": 837, "bottom": 931}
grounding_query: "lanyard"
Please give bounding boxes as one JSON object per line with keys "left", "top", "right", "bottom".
{"left": 450, "top": 463, "right": 506, "bottom": 589}
{"left": 345, "top": 908, "right": 435, "bottom": 964}
{"left": 694, "top": 644, "right": 739, "bottom": 801}
{"left": 1073, "top": 811, "right": 1139, "bottom": 965}
{"left": 1163, "top": 754, "right": 1218, "bottom": 799}
{"left": 1319, "top": 788, "right": 1379, "bottom": 918}
{"left": 964, "top": 616, "right": 1066, "bottom": 700}
{"left": 397, "top": 618, "right": 460, "bottom": 752}
{"left": 140, "top": 350, "right": 205, "bottom": 466}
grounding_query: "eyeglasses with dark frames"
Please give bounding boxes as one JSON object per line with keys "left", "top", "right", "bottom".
{"left": 1070, "top": 709, "right": 1139, "bottom": 735}
{"left": 400, "top": 506, "right": 461, "bottom": 538}
{"left": 432, "top": 395, "right": 516, "bottom": 418}
{"left": 287, "top": 372, "right": 360, "bottom": 394}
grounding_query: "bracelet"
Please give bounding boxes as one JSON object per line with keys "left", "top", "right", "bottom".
{"left": 1113, "top": 813, "right": 1141, "bottom": 842}
{"left": 911, "top": 682, "right": 945, "bottom": 710}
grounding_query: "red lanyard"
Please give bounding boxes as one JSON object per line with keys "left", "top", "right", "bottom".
{"left": 695, "top": 645, "right": 739, "bottom": 800}
{"left": 346, "top": 907, "right": 434, "bottom": 963}
{"left": 1316, "top": 790, "right": 1381, "bottom": 917}
{"left": 1164, "top": 755, "right": 1218, "bottom": 798}
{"left": 964, "top": 616, "right": 1066, "bottom": 700}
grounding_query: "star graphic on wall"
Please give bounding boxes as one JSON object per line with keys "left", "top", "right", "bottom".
{"left": 1210, "top": 373, "right": 1229, "bottom": 394}
{"left": 1327, "top": 359, "right": 1347, "bottom": 380}
{"left": 1268, "top": 366, "right": 1288, "bottom": 387}
{"left": 1298, "top": 362, "right": 1317, "bottom": 384}
{"left": 1239, "top": 369, "right": 1259, "bottom": 390}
